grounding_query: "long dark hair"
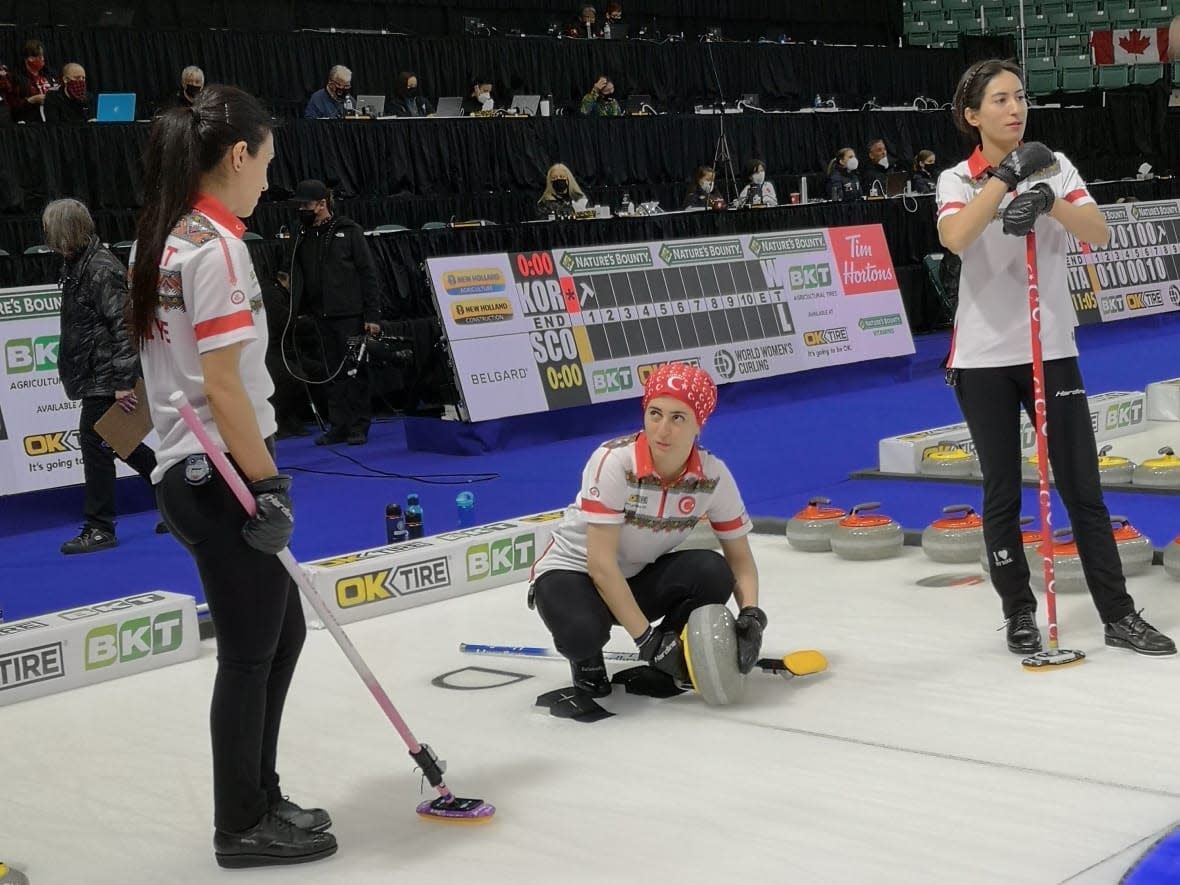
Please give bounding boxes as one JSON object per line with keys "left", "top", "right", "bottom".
{"left": 129, "top": 84, "right": 272, "bottom": 346}
{"left": 952, "top": 58, "right": 1023, "bottom": 145}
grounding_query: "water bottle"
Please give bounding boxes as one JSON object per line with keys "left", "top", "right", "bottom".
{"left": 405, "top": 493, "right": 425, "bottom": 539}
{"left": 456, "top": 492, "right": 476, "bottom": 528}
{"left": 603, "top": 20, "right": 611, "bottom": 39}
{"left": 385, "top": 504, "right": 408, "bottom": 544}
{"left": 813, "top": 94, "right": 822, "bottom": 109}
{"left": 540, "top": 93, "right": 551, "bottom": 117}
{"left": 621, "top": 191, "right": 633, "bottom": 214}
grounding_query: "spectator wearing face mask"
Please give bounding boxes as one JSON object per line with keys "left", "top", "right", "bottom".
{"left": 537, "top": 163, "right": 589, "bottom": 219}
{"left": 734, "top": 159, "right": 777, "bottom": 208}
{"left": 461, "top": 78, "right": 496, "bottom": 115}
{"left": 305, "top": 65, "right": 356, "bottom": 119}
{"left": 44, "top": 63, "right": 91, "bottom": 124}
{"left": 154, "top": 66, "right": 205, "bottom": 116}
{"left": 910, "top": 149, "right": 937, "bottom": 194}
{"left": 826, "top": 148, "right": 863, "bottom": 202}
{"left": 389, "top": 71, "right": 434, "bottom": 117}
{"left": 4, "top": 39, "right": 56, "bottom": 124}
{"left": 683, "top": 165, "right": 725, "bottom": 210}
{"left": 568, "top": 4, "right": 599, "bottom": 37}
{"left": 861, "top": 137, "right": 904, "bottom": 198}
{"left": 579, "top": 75, "right": 620, "bottom": 117}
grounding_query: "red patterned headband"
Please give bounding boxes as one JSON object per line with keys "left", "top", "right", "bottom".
{"left": 641, "top": 362, "right": 718, "bottom": 427}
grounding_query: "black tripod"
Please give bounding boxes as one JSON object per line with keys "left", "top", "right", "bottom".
{"left": 706, "top": 42, "right": 739, "bottom": 202}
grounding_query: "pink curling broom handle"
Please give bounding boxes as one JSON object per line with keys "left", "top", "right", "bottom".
{"left": 168, "top": 391, "right": 460, "bottom": 806}
{"left": 1025, "top": 233, "right": 1060, "bottom": 651}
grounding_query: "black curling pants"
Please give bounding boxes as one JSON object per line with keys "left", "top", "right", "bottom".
{"left": 156, "top": 456, "right": 306, "bottom": 833}
{"left": 532, "top": 549, "right": 735, "bottom": 661}
{"left": 954, "top": 357, "right": 1135, "bottom": 624}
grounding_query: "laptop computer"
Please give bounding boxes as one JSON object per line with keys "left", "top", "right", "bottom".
{"left": 885, "top": 172, "right": 910, "bottom": 197}
{"left": 356, "top": 94, "right": 385, "bottom": 116}
{"left": 435, "top": 96, "right": 463, "bottom": 117}
{"left": 511, "top": 94, "right": 540, "bottom": 116}
{"left": 625, "top": 94, "right": 652, "bottom": 114}
{"left": 96, "top": 93, "right": 136, "bottom": 122}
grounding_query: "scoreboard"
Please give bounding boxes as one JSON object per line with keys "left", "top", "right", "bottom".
{"left": 1068, "top": 199, "right": 1180, "bottom": 325}
{"left": 427, "top": 225, "right": 915, "bottom": 422}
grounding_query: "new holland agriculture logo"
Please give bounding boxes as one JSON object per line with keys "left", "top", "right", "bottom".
{"left": 335, "top": 556, "right": 452, "bottom": 608}
{"left": 442, "top": 268, "right": 507, "bottom": 297}
{"left": 84, "top": 610, "right": 185, "bottom": 670}
{"left": 5, "top": 335, "right": 59, "bottom": 374}
{"left": 466, "top": 533, "right": 537, "bottom": 581}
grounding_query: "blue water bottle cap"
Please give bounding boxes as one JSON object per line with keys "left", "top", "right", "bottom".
{"left": 456, "top": 492, "right": 474, "bottom": 508}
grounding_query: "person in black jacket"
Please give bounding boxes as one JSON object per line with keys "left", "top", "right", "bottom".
{"left": 910, "top": 148, "right": 937, "bottom": 194}
{"left": 825, "top": 148, "right": 862, "bottom": 202}
{"left": 389, "top": 71, "right": 433, "bottom": 117}
{"left": 861, "top": 137, "right": 905, "bottom": 198}
{"left": 683, "top": 165, "right": 724, "bottom": 210}
{"left": 44, "top": 62, "right": 91, "bottom": 124}
{"left": 283, "top": 179, "right": 381, "bottom": 446}
{"left": 43, "top": 198, "right": 158, "bottom": 554}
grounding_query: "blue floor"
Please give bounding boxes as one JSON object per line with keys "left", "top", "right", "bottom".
{"left": 4, "top": 312, "right": 1180, "bottom": 622}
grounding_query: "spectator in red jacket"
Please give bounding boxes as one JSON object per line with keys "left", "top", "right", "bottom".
{"left": 4, "top": 39, "right": 56, "bottom": 123}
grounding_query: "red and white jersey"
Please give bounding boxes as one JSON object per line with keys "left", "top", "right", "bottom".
{"left": 134, "top": 194, "right": 275, "bottom": 483}
{"left": 532, "top": 431, "right": 752, "bottom": 580}
{"left": 936, "top": 147, "right": 1094, "bottom": 369}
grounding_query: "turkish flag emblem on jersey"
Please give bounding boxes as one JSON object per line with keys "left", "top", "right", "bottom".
{"left": 827, "top": 224, "right": 898, "bottom": 296}
{"left": 1091, "top": 27, "right": 1169, "bottom": 65}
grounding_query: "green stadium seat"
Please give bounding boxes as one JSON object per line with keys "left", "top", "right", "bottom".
{"left": 1049, "top": 11, "right": 1080, "bottom": 30}
{"left": 1096, "top": 63, "right": 1130, "bottom": 88}
{"left": 909, "top": 29, "right": 935, "bottom": 44}
{"left": 1069, "top": 0, "right": 1099, "bottom": 13}
{"left": 940, "top": 0, "right": 974, "bottom": 13}
{"left": 1025, "top": 22, "right": 1052, "bottom": 37}
{"left": 976, "top": 0, "right": 1006, "bottom": 9}
{"left": 990, "top": 13, "right": 1018, "bottom": 30}
{"left": 1131, "top": 62, "right": 1165, "bottom": 84}
{"left": 1111, "top": 8, "right": 1143, "bottom": 25}
{"left": 1056, "top": 32, "right": 1086, "bottom": 51}
{"left": 1039, "top": 1, "right": 1068, "bottom": 15}
{"left": 1060, "top": 64, "right": 1097, "bottom": 90}
{"left": 1025, "top": 55, "right": 1060, "bottom": 93}
{"left": 1102, "top": 0, "right": 1131, "bottom": 15}
{"left": 1078, "top": 8, "right": 1110, "bottom": 28}
{"left": 912, "top": 0, "right": 942, "bottom": 15}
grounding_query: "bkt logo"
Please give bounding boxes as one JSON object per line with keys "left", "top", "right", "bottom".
{"left": 1126, "top": 291, "right": 1164, "bottom": 310}
{"left": 336, "top": 557, "right": 451, "bottom": 608}
{"left": 5, "top": 336, "right": 59, "bottom": 374}
{"left": 1100, "top": 295, "right": 1125, "bottom": 314}
{"left": 24, "top": 429, "right": 82, "bottom": 457}
{"left": 591, "top": 367, "right": 633, "bottom": 394}
{"left": 802, "top": 327, "right": 849, "bottom": 347}
{"left": 1105, "top": 400, "right": 1144, "bottom": 430}
{"left": 466, "top": 533, "right": 536, "bottom": 580}
{"left": 84, "top": 610, "right": 185, "bottom": 670}
{"left": 788, "top": 263, "right": 833, "bottom": 291}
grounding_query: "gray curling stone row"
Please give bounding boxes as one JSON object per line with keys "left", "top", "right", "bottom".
{"left": 1096, "top": 444, "right": 1134, "bottom": 486}
{"left": 921, "top": 504, "right": 984, "bottom": 563}
{"left": 785, "top": 497, "right": 847, "bottom": 552}
{"left": 917, "top": 441, "right": 980, "bottom": 479}
{"left": 830, "top": 502, "right": 904, "bottom": 561}
{"left": 1131, "top": 446, "right": 1180, "bottom": 489}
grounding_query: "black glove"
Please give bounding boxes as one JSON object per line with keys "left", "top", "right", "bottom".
{"left": 636, "top": 626, "right": 690, "bottom": 684}
{"left": 734, "top": 606, "right": 768, "bottom": 674}
{"left": 1002, "top": 183, "right": 1056, "bottom": 237}
{"left": 988, "top": 142, "right": 1056, "bottom": 190}
{"left": 241, "top": 474, "right": 294, "bottom": 554}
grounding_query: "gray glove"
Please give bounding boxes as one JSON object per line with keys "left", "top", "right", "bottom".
{"left": 241, "top": 474, "right": 294, "bottom": 554}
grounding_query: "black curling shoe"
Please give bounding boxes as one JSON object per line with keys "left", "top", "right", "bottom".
{"left": 1004, "top": 609, "right": 1043, "bottom": 655}
{"left": 569, "top": 654, "right": 612, "bottom": 697}
{"left": 1104, "top": 611, "right": 1177, "bottom": 656}
{"left": 272, "top": 796, "right": 332, "bottom": 833}
{"left": 213, "top": 811, "right": 337, "bottom": 869}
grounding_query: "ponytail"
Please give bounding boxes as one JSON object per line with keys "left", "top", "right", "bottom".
{"left": 129, "top": 84, "right": 273, "bottom": 347}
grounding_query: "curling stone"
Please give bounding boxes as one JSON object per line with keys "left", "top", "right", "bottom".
{"left": 1028, "top": 527, "right": 1087, "bottom": 593}
{"left": 680, "top": 515, "right": 720, "bottom": 551}
{"left": 830, "top": 502, "right": 904, "bottom": 561}
{"left": 918, "top": 441, "right": 979, "bottom": 479}
{"left": 1096, "top": 444, "right": 1135, "bottom": 486}
{"left": 1021, "top": 453, "right": 1054, "bottom": 484}
{"left": 785, "top": 496, "right": 847, "bottom": 552}
{"left": 1132, "top": 446, "right": 1180, "bottom": 488}
{"left": 921, "top": 504, "right": 984, "bottom": 563}
{"left": 980, "top": 516, "right": 1040, "bottom": 572}
{"left": 0, "top": 864, "right": 29, "bottom": 885}
{"left": 1163, "top": 537, "right": 1180, "bottom": 580}
{"left": 1111, "top": 515, "right": 1153, "bottom": 577}
{"left": 680, "top": 603, "right": 745, "bottom": 706}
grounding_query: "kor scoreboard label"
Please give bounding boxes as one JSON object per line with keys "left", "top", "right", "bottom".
{"left": 427, "top": 226, "right": 915, "bottom": 421}
{"left": 1067, "top": 200, "right": 1180, "bottom": 326}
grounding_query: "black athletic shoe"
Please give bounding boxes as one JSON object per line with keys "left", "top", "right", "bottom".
{"left": 1004, "top": 609, "right": 1043, "bottom": 655}
{"left": 154, "top": 520, "right": 170, "bottom": 535}
{"left": 213, "top": 811, "right": 337, "bottom": 869}
{"left": 275, "top": 422, "right": 310, "bottom": 440}
{"left": 1104, "top": 611, "right": 1177, "bottom": 656}
{"left": 346, "top": 430, "right": 368, "bottom": 446}
{"left": 314, "top": 428, "right": 349, "bottom": 446}
{"left": 60, "top": 526, "right": 118, "bottom": 555}
{"left": 569, "top": 654, "right": 612, "bottom": 698}
{"left": 272, "top": 796, "right": 332, "bottom": 832}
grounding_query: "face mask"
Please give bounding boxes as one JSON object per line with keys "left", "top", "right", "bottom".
{"left": 553, "top": 179, "right": 570, "bottom": 195}
{"left": 752, "top": 172, "right": 765, "bottom": 185}
{"left": 27, "top": 57, "right": 44, "bottom": 74}
{"left": 845, "top": 157, "right": 859, "bottom": 172}
{"left": 927, "top": 160, "right": 936, "bottom": 170}
{"left": 335, "top": 85, "right": 350, "bottom": 99}
{"left": 65, "top": 79, "right": 86, "bottom": 100}
{"left": 478, "top": 90, "right": 491, "bottom": 102}
{"left": 297, "top": 208, "right": 317, "bottom": 227}
{"left": 877, "top": 156, "right": 889, "bottom": 168}
{"left": 700, "top": 180, "right": 714, "bottom": 194}
{"left": 184, "top": 84, "right": 201, "bottom": 100}
{"left": 406, "top": 87, "right": 419, "bottom": 98}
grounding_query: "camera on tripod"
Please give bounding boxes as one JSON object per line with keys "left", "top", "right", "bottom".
{"left": 345, "top": 328, "right": 415, "bottom": 376}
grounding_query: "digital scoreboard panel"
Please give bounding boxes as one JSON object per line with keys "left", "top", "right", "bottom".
{"left": 427, "top": 225, "right": 916, "bottom": 422}
{"left": 1067, "top": 199, "right": 1180, "bottom": 326}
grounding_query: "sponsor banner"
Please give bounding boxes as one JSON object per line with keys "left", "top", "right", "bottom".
{"left": 1146, "top": 377, "right": 1180, "bottom": 421}
{"left": 878, "top": 390, "right": 1148, "bottom": 474}
{"left": 302, "top": 512, "right": 562, "bottom": 626}
{"left": 0, "top": 591, "right": 199, "bottom": 707}
{"left": 1068, "top": 201, "right": 1180, "bottom": 326}
{"left": 426, "top": 225, "right": 913, "bottom": 422}
{"left": 0, "top": 284, "right": 159, "bottom": 495}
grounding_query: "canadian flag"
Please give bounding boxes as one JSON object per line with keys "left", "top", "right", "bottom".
{"left": 1091, "top": 27, "right": 1169, "bottom": 65}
